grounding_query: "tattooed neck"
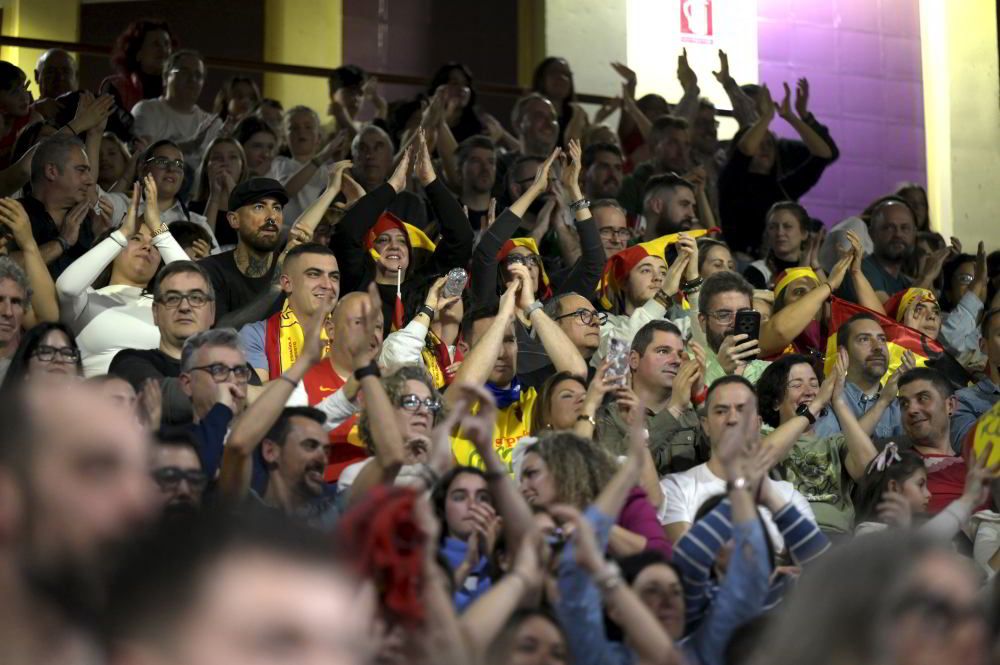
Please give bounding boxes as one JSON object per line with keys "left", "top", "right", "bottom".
{"left": 235, "top": 245, "right": 274, "bottom": 278}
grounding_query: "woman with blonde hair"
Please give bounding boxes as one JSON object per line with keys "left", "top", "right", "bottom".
{"left": 190, "top": 136, "right": 249, "bottom": 249}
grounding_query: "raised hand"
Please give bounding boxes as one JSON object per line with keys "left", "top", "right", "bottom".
{"left": 677, "top": 48, "right": 698, "bottom": 92}
{"left": 826, "top": 253, "right": 852, "bottom": 291}
{"left": 451, "top": 383, "right": 499, "bottom": 459}
{"left": 142, "top": 174, "right": 162, "bottom": 230}
{"left": 717, "top": 333, "right": 760, "bottom": 376}
{"left": 387, "top": 142, "right": 415, "bottom": 193}
{"left": 413, "top": 128, "right": 437, "bottom": 186}
{"left": 667, "top": 358, "right": 703, "bottom": 415}
{"left": 675, "top": 232, "right": 700, "bottom": 282}
{"left": 560, "top": 139, "right": 584, "bottom": 198}
{"left": 876, "top": 490, "right": 913, "bottom": 529}
{"left": 345, "top": 283, "right": 383, "bottom": 369}
{"left": 187, "top": 238, "right": 211, "bottom": 260}
{"left": 70, "top": 91, "right": 115, "bottom": 134}
{"left": 0, "top": 198, "right": 34, "bottom": 248}
{"left": 139, "top": 378, "right": 163, "bottom": 429}
{"left": 661, "top": 250, "right": 691, "bottom": 298}
{"left": 593, "top": 97, "right": 622, "bottom": 125}
{"left": 479, "top": 198, "right": 497, "bottom": 235}
{"left": 756, "top": 84, "right": 776, "bottom": 122}
{"left": 300, "top": 292, "right": 337, "bottom": 366}
{"left": 529, "top": 147, "right": 562, "bottom": 196}
{"left": 506, "top": 262, "right": 536, "bottom": 311}
{"left": 341, "top": 172, "right": 366, "bottom": 204}
{"left": 777, "top": 82, "right": 794, "bottom": 120}
{"left": 712, "top": 49, "right": 732, "bottom": 84}
{"left": 120, "top": 182, "right": 141, "bottom": 238}
{"left": 610, "top": 61, "right": 638, "bottom": 89}
{"left": 962, "top": 442, "right": 1000, "bottom": 506}
{"left": 327, "top": 159, "right": 353, "bottom": 194}
{"left": 548, "top": 504, "right": 605, "bottom": 574}
{"left": 794, "top": 78, "right": 810, "bottom": 118}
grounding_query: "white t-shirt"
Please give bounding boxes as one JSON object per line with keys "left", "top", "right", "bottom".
{"left": 131, "top": 97, "right": 218, "bottom": 167}
{"left": 659, "top": 462, "right": 817, "bottom": 552}
{"left": 270, "top": 155, "right": 329, "bottom": 227}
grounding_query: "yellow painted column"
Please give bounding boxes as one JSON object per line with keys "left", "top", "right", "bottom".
{"left": 919, "top": 0, "right": 1000, "bottom": 242}
{"left": 517, "top": 0, "right": 546, "bottom": 88}
{"left": 263, "top": 0, "right": 342, "bottom": 114}
{"left": 0, "top": 0, "right": 80, "bottom": 97}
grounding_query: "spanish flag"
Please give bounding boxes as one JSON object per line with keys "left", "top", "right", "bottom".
{"left": 823, "top": 294, "right": 943, "bottom": 380}
{"left": 497, "top": 238, "right": 553, "bottom": 300}
{"left": 597, "top": 228, "right": 716, "bottom": 310}
{"left": 364, "top": 212, "right": 437, "bottom": 329}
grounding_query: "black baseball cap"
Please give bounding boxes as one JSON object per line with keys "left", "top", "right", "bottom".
{"left": 228, "top": 178, "right": 289, "bottom": 211}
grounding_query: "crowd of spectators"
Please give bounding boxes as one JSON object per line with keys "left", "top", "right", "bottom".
{"left": 2, "top": 18, "right": 1000, "bottom": 665}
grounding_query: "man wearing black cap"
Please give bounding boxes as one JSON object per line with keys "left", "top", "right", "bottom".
{"left": 199, "top": 177, "right": 288, "bottom": 323}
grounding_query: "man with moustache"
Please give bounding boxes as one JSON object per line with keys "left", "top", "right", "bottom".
{"left": 199, "top": 178, "right": 288, "bottom": 323}
{"left": 813, "top": 313, "right": 903, "bottom": 441}
{"left": 699, "top": 271, "right": 770, "bottom": 385}
{"left": 456, "top": 135, "right": 497, "bottom": 230}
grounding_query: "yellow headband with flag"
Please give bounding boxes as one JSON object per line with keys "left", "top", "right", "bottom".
{"left": 774, "top": 267, "right": 820, "bottom": 300}
{"left": 885, "top": 288, "right": 937, "bottom": 322}
{"left": 597, "top": 228, "right": 715, "bottom": 309}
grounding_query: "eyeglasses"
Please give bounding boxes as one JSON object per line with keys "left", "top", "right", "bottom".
{"left": 955, "top": 273, "right": 975, "bottom": 285}
{"left": 156, "top": 291, "right": 214, "bottom": 309}
{"left": 599, "top": 227, "right": 631, "bottom": 241}
{"left": 168, "top": 68, "right": 205, "bottom": 82}
{"left": 505, "top": 254, "right": 542, "bottom": 268}
{"left": 555, "top": 308, "right": 608, "bottom": 327}
{"left": 145, "top": 156, "right": 185, "bottom": 172}
{"left": 31, "top": 345, "right": 80, "bottom": 362}
{"left": 190, "top": 363, "right": 252, "bottom": 383}
{"left": 398, "top": 394, "right": 442, "bottom": 413}
{"left": 152, "top": 466, "right": 208, "bottom": 492}
{"left": 705, "top": 310, "right": 737, "bottom": 324}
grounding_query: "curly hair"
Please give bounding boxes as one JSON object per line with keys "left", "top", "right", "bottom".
{"left": 523, "top": 431, "right": 617, "bottom": 508}
{"left": 756, "top": 354, "right": 822, "bottom": 428}
{"left": 357, "top": 365, "right": 443, "bottom": 454}
{"left": 111, "top": 19, "right": 175, "bottom": 76}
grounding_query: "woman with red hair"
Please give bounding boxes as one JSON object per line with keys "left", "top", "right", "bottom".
{"left": 99, "top": 19, "right": 176, "bottom": 112}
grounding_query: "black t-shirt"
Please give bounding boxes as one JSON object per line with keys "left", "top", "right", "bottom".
{"left": 199, "top": 250, "right": 276, "bottom": 324}
{"left": 19, "top": 195, "right": 92, "bottom": 277}
{"left": 109, "top": 348, "right": 180, "bottom": 389}
{"left": 744, "top": 255, "right": 799, "bottom": 289}
{"left": 189, "top": 200, "right": 237, "bottom": 247}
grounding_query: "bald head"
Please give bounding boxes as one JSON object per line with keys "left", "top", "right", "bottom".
{"left": 35, "top": 49, "right": 77, "bottom": 99}
{"left": 328, "top": 291, "right": 384, "bottom": 361}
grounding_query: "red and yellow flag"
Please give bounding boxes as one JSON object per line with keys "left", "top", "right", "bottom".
{"left": 823, "top": 295, "right": 943, "bottom": 380}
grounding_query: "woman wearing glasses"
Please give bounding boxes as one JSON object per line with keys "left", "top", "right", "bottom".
{"left": 0, "top": 321, "right": 83, "bottom": 391}
{"left": 55, "top": 176, "right": 189, "bottom": 376}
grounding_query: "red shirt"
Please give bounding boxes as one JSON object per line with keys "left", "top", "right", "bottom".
{"left": 917, "top": 432, "right": 991, "bottom": 514}
{"left": 302, "top": 361, "right": 367, "bottom": 482}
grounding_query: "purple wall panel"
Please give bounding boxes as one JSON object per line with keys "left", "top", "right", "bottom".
{"left": 756, "top": 0, "right": 926, "bottom": 226}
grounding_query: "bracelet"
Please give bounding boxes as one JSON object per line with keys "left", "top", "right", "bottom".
{"left": 569, "top": 198, "right": 591, "bottom": 213}
{"left": 56, "top": 236, "right": 71, "bottom": 253}
{"left": 682, "top": 276, "right": 704, "bottom": 292}
{"left": 150, "top": 223, "right": 170, "bottom": 238}
{"left": 576, "top": 413, "right": 597, "bottom": 427}
{"left": 353, "top": 361, "right": 381, "bottom": 382}
{"left": 417, "top": 463, "right": 441, "bottom": 488}
{"left": 417, "top": 304, "right": 435, "bottom": 320}
{"left": 523, "top": 300, "right": 544, "bottom": 318}
{"left": 593, "top": 562, "right": 624, "bottom": 592}
{"left": 278, "top": 375, "right": 298, "bottom": 388}
{"left": 66, "top": 121, "right": 78, "bottom": 135}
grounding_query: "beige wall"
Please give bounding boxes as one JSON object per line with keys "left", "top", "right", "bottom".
{"left": 919, "top": 0, "right": 1000, "bottom": 242}
{"left": 0, "top": 0, "right": 80, "bottom": 95}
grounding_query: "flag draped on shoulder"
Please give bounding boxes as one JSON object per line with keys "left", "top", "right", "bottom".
{"left": 823, "top": 294, "right": 943, "bottom": 379}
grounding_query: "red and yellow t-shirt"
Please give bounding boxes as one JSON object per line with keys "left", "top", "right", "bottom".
{"left": 451, "top": 388, "right": 538, "bottom": 471}
{"left": 302, "top": 361, "right": 366, "bottom": 482}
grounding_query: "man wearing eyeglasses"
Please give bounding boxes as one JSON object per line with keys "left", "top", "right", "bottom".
{"left": 132, "top": 49, "right": 217, "bottom": 167}
{"left": 151, "top": 428, "right": 206, "bottom": 520}
{"left": 179, "top": 328, "right": 251, "bottom": 480}
{"left": 591, "top": 200, "right": 631, "bottom": 258}
{"left": 111, "top": 261, "right": 216, "bottom": 424}
{"left": 698, "top": 271, "right": 770, "bottom": 385}
{"left": 518, "top": 292, "right": 604, "bottom": 390}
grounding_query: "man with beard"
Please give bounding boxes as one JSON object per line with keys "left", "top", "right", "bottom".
{"left": 699, "top": 271, "right": 770, "bottom": 385}
{"left": 199, "top": 177, "right": 287, "bottom": 323}
{"left": 641, "top": 173, "right": 699, "bottom": 240}
{"left": 220, "top": 287, "right": 398, "bottom": 526}
{"left": 0, "top": 384, "right": 155, "bottom": 664}
{"left": 839, "top": 197, "right": 932, "bottom": 304}
{"left": 581, "top": 142, "right": 624, "bottom": 201}
{"left": 456, "top": 135, "right": 497, "bottom": 230}
{"left": 812, "top": 313, "right": 903, "bottom": 441}
{"left": 596, "top": 320, "right": 710, "bottom": 476}
{"left": 151, "top": 428, "right": 206, "bottom": 520}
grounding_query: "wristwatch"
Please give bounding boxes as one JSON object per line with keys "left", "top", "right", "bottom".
{"left": 523, "top": 300, "right": 544, "bottom": 318}
{"left": 726, "top": 476, "right": 749, "bottom": 492}
{"left": 569, "top": 198, "right": 591, "bottom": 213}
{"left": 593, "top": 561, "right": 623, "bottom": 592}
{"left": 795, "top": 403, "right": 817, "bottom": 424}
{"left": 150, "top": 223, "right": 170, "bottom": 238}
{"left": 417, "top": 304, "right": 435, "bottom": 320}
{"left": 576, "top": 413, "right": 597, "bottom": 427}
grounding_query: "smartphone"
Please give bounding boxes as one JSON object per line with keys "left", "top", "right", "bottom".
{"left": 606, "top": 337, "right": 630, "bottom": 387}
{"left": 734, "top": 309, "right": 761, "bottom": 343}
{"left": 442, "top": 267, "right": 467, "bottom": 298}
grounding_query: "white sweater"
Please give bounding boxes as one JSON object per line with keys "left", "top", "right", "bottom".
{"left": 56, "top": 230, "right": 189, "bottom": 376}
